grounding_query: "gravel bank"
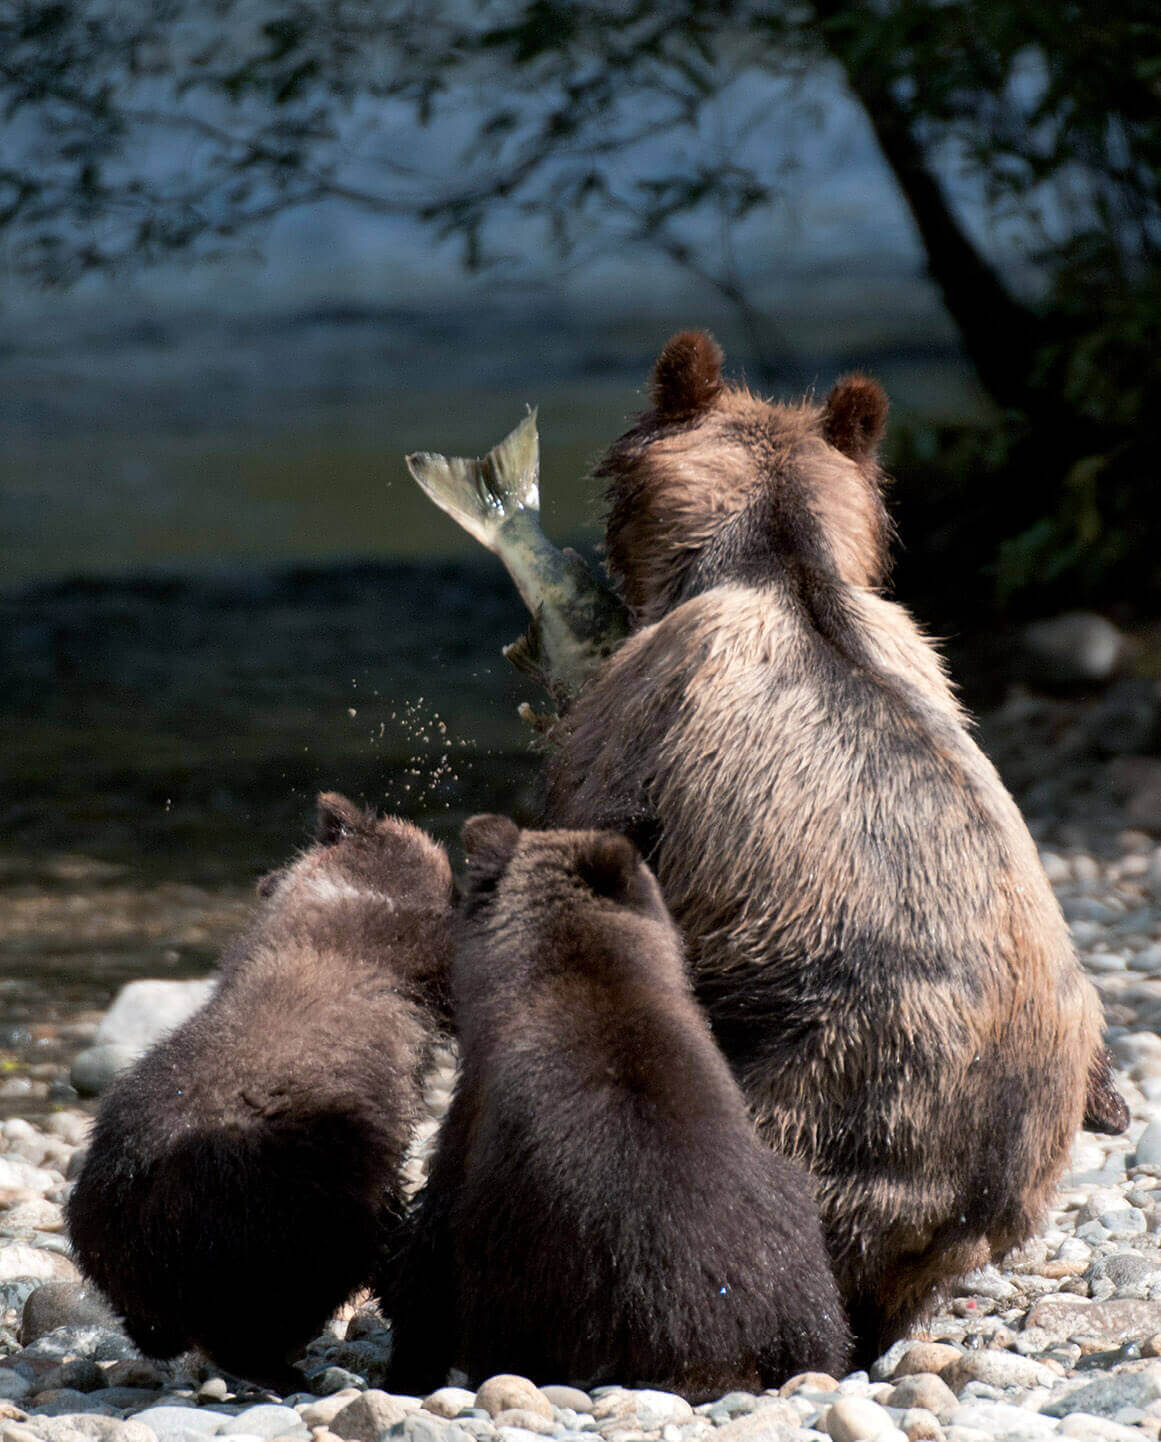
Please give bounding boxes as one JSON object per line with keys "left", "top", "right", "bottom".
{"left": 5, "top": 689, "right": 1161, "bottom": 1442}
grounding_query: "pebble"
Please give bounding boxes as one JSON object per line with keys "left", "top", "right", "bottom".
{"left": 1137, "top": 1124, "right": 1161, "bottom": 1167}
{"left": 885, "top": 1377, "right": 957, "bottom": 1417}
{"left": 476, "top": 1383, "right": 554, "bottom": 1424}
{"left": 219, "top": 1406, "right": 308, "bottom": 1440}
{"left": 941, "top": 1349, "right": 1057, "bottom": 1393}
{"left": 824, "top": 1398, "right": 901, "bottom": 1442}
{"left": 619, "top": 1395, "right": 691, "bottom": 1431}
{"left": 425, "top": 1391, "right": 479, "bottom": 1421}
{"left": 896, "top": 1410, "right": 942, "bottom": 1442}
{"left": 93, "top": 979, "right": 215, "bottom": 1052}
{"left": 18, "top": 1288, "right": 117, "bottom": 1347}
{"left": 0, "top": 1247, "right": 80, "bottom": 1286}
{"left": 1041, "top": 1367, "right": 1161, "bottom": 1418}
{"left": 135, "top": 1406, "right": 236, "bottom": 1440}
{"left": 296, "top": 1391, "right": 363, "bottom": 1429}
{"left": 68, "top": 1046, "right": 140, "bottom": 1099}
{"left": 329, "top": 1391, "right": 410, "bottom": 1441}
{"left": 539, "top": 1392, "right": 593, "bottom": 1416}
{"left": 948, "top": 1401, "right": 1057, "bottom": 1436}
{"left": 491, "top": 1413, "right": 556, "bottom": 1436}
{"left": 891, "top": 1348, "right": 962, "bottom": 1381}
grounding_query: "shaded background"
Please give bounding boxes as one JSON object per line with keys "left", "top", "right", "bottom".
{"left": 1, "top": 2, "right": 1159, "bottom": 1046}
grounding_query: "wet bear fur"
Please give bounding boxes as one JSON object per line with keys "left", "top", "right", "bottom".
{"left": 543, "top": 331, "right": 1125, "bottom": 1360}
{"left": 67, "top": 793, "right": 453, "bottom": 1389}
{"left": 384, "top": 817, "right": 850, "bottom": 1398}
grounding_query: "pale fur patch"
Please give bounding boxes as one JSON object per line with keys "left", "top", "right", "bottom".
{"left": 301, "top": 874, "right": 396, "bottom": 909}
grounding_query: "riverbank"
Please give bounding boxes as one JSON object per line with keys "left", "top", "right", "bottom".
{"left": 3, "top": 753, "right": 1161, "bottom": 1438}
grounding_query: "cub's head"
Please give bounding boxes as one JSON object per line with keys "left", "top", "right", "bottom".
{"left": 600, "top": 330, "right": 891, "bottom": 626}
{"left": 457, "top": 816, "right": 681, "bottom": 988}
{"left": 262, "top": 791, "right": 452, "bottom": 913}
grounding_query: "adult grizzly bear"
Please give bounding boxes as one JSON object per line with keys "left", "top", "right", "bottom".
{"left": 68, "top": 793, "right": 452, "bottom": 1389}
{"left": 385, "top": 818, "right": 850, "bottom": 1397}
{"left": 543, "top": 331, "right": 1125, "bottom": 1359}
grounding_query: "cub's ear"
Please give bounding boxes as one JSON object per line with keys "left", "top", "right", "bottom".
{"left": 462, "top": 814, "right": 521, "bottom": 878}
{"left": 823, "top": 375, "right": 889, "bottom": 460}
{"left": 315, "top": 791, "right": 372, "bottom": 845}
{"left": 651, "top": 330, "right": 724, "bottom": 419}
{"left": 578, "top": 832, "right": 641, "bottom": 903}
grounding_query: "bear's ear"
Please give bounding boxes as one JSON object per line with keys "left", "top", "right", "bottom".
{"left": 651, "top": 330, "right": 724, "bottom": 419}
{"left": 577, "top": 832, "right": 641, "bottom": 903}
{"left": 822, "top": 375, "right": 889, "bottom": 460}
{"left": 315, "top": 791, "right": 372, "bottom": 845}
{"left": 462, "top": 813, "right": 521, "bottom": 879}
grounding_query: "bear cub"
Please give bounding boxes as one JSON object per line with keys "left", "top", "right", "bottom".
{"left": 68, "top": 792, "right": 453, "bottom": 1389}
{"left": 385, "top": 818, "right": 850, "bottom": 1398}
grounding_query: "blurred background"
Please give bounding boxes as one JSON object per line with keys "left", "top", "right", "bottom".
{"left": 1, "top": 1, "right": 1159, "bottom": 1079}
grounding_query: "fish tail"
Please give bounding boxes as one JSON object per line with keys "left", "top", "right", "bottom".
{"left": 404, "top": 408, "right": 540, "bottom": 553}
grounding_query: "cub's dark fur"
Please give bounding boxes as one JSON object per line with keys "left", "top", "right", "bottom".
{"left": 544, "top": 331, "right": 1124, "bottom": 1360}
{"left": 385, "top": 818, "right": 850, "bottom": 1398}
{"left": 68, "top": 793, "right": 452, "bottom": 1388}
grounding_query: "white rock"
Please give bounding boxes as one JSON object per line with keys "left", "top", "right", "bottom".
{"left": 625, "top": 1393, "right": 694, "bottom": 1430}
{"left": 423, "top": 1389, "right": 478, "bottom": 1420}
{"left": 94, "top": 978, "right": 215, "bottom": 1051}
{"left": 825, "top": 1397, "right": 898, "bottom": 1442}
{"left": 950, "top": 1403, "right": 1057, "bottom": 1436}
{"left": 1059, "top": 1416, "right": 1146, "bottom": 1442}
{"left": 0, "top": 1241, "right": 81, "bottom": 1283}
{"left": 0, "top": 1156, "right": 59, "bottom": 1193}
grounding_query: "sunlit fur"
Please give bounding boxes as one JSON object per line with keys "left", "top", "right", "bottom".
{"left": 385, "top": 820, "right": 850, "bottom": 1398}
{"left": 545, "top": 331, "right": 1118, "bottom": 1360}
{"left": 68, "top": 794, "right": 453, "bottom": 1389}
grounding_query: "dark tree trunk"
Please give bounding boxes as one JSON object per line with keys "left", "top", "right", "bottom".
{"left": 813, "top": 1, "right": 1045, "bottom": 411}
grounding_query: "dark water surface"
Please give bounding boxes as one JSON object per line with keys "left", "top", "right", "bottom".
{"left": 0, "top": 557, "right": 548, "bottom": 1085}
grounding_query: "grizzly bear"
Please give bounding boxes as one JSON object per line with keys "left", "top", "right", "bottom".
{"left": 384, "top": 817, "right": 850, "bottom": 1398}
{"left": 542, "top": 331, "right": 1125, "bottom": 1360}
{"left": 68, "top": 793, "right": 452, "bottom": 1389}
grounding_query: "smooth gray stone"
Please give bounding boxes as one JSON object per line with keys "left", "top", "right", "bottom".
{"left": 70, "top": 1045, "right": 139, "bottom": 1098}
{"left": 27, "top": 1388, "right": 119, "bottom": 1415}
{"left": 101, "top": 1388, "right": 170, "bottom": 1409}
{"left": 1136, "top": 1122, "right": 1161, "bottom": 1167}
{"left": 219, "top": 1405, "right": 309, "bottom": 1440}
{"left": 39, "top": 1359, "right": 107, "bottom": 1393}
{"left": 1085, "top": 1252, "right": 1161, "bottom": 1289}
{"left": 0, "top": 1366, "right": 31, "bottom": 1400}
{"left": 20, "top": 1283, "right": 118, "bottom": 1345}
{"left": 1042, "top": 1370, "right": 1161, "bottom": 1419}
{"left": 134, "top": 1406, "right": 236, "bottom": 1438}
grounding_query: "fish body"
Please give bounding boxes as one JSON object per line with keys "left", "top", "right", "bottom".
{"left": 405, "top": 411, "right": 628, "bottom": 713}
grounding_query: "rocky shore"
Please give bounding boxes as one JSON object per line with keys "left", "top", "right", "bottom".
{"left": 3, "top": 812, "right": 1161, "bottom": 1442}
{"left": 4, "top": 633, "right": 1161, "bottom": 1442}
